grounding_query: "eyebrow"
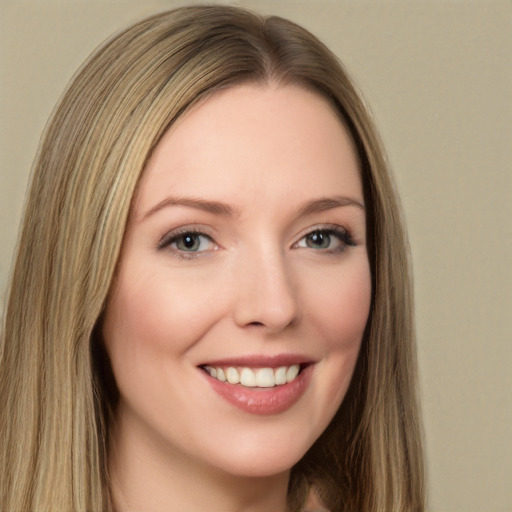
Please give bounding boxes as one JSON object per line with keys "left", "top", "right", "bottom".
{"left": 142, "top": 194, "right": 364, "bottom": 221}
{"left": 297, "top": 196, "right": 365, "bottom": 216}
{"left": 142, "top": 195, "right": 238, "bottom": 220}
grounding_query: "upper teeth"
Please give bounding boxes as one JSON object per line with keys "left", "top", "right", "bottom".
{"left": 204, "top": 365, "right": 300, "bottom": 388}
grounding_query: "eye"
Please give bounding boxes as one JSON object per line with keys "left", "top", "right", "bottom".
{"left": 158, "top": 230, "right": 217, "bottom": 257}
{"left": 295, "top": 227, "right": 355, "bottom": 253}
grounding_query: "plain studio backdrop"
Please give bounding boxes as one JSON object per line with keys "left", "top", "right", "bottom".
{"left": 0, "top": 1, "right": 511, "bottom": 511}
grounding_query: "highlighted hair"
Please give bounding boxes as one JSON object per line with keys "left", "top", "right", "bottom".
{"left": 0, "top": 6, "right": 424, "bottom": 511}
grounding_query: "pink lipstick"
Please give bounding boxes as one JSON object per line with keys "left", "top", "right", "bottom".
{"left": 199, "top": 355, "right": 314, "bottom": 415}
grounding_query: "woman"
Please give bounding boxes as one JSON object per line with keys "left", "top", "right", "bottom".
{"left": 0, "top": 5, "right": 424, "bottom": 511}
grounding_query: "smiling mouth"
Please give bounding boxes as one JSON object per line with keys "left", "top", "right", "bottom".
{"left": 199, "top": 359, "right": 314, "bottom": 414}
{"left": 201, "top": 364, "right": 306, "bottom": 389}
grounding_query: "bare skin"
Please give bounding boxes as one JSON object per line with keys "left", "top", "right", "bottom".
{"left": 104, "top": 84, "right": 370, "bottom": 512}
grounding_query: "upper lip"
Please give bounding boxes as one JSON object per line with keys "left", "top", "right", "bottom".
{"left": 198, "top": 353, "right": 315, "bottom": 368}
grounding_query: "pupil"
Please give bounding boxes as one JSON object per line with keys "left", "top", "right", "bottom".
{"left": 308, "top": 231, "right": 329, "bottom": 248}
{"left": 182, "top": 235, "right": 198, "bottom": 249}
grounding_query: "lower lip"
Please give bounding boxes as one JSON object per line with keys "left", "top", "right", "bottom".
{"left": 202, "top": 365, "right": 313, "bottom": 415}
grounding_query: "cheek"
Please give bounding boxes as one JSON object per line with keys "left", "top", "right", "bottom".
{"left": 103, "top": 267, "right": 216, "bottom": 356}
{"left": 310, "top": 260, "right": 372, "bottom": 348}
{"left": 101, "top": 269, "right": 219, "bottom": 426}
{"left": 306, "top": 260, "right": 371, "bottom": 404}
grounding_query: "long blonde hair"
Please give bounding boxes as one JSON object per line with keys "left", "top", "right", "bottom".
{"left": 0, "top": 5, "right": 424, "bottom": 511}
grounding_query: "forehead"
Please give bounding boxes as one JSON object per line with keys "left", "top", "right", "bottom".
{"left": 134, "top": 83, "right": 362, "bottom": 215}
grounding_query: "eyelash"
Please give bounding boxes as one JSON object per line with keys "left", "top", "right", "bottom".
{"left": 294, "top": 226, "right": 355, "bottom": 254}
{"left": 157, "top": 225, "right": 355, "bottom": 259}
{"left": 157, "top": 228, "right": 217, "bottom": 260}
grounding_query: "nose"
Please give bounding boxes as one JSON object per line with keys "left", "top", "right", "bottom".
{"left": 232, "top": 248, "right": 300, "bottom": 333}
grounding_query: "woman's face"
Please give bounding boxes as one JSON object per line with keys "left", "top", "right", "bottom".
{"left": 103, "top": 84, "right": 371, "bottom": 478}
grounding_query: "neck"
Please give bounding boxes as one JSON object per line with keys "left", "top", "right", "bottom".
{"left": 108, "top": 410, "right": 291, "bottom": 512}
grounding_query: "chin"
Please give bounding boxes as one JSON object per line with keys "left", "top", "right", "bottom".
{"left": 198, "top": 434, "right": 314, "bottom": 478}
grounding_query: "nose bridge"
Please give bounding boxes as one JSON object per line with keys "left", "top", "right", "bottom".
{"left": 232, "top": 240, "right": 299, "bottom": 332}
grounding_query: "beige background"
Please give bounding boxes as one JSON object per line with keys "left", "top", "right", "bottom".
{"left": 1, "top": 1, "right": 511, "bottom": 510}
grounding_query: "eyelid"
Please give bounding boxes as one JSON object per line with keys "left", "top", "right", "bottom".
{"left": 293, "top": 223, "right": 350, "bottom": 240}
{"left": 292, "top": 224, "right": 355, "bottom": 251}
{"left": 157, "top": 226, "right": 219, "bottom": 257}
